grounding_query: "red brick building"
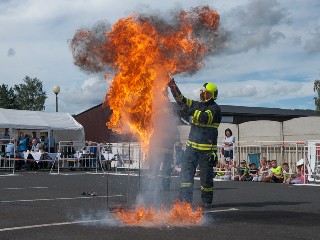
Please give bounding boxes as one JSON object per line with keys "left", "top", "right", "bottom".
{"left": 74, "top": 103, "right": 136, "bottom": 143}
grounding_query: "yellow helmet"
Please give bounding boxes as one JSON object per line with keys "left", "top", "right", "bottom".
{"left": 200, "top": 82, "right": 218, "bottom": 102}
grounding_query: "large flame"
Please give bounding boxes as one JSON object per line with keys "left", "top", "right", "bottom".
{"left": 70, "top": 6, "right": 221, "bottom": 150}
{"left": 114, "top": 201, "right": 202, "bottom": 226}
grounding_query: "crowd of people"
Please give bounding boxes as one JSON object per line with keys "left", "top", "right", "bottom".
{"left": 0, "top": 128, "right": 56, "bottom": 170}
{"left": 215, "top": 154, "right": 308, "bottom": 184}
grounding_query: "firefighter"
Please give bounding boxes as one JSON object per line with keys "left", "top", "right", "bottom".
{"left": 168, "top": 77, "right": 221, "bottom": 208}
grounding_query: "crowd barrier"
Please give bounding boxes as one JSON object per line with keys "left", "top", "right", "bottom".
{"left": 2, "top": 139, "right": 320, "bottom": 184}
{"left": 0, "top": 140, "right": 17, "bottom": 175}
{"left": 50, "top": 141, "right": 143, "bottom": 174}
{"left": 232, "top": 141, "right": 320, "bottom": 183}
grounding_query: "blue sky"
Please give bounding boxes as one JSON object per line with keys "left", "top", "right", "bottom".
{"left": 1, "top": 0, "right": 320, "bottom": 114}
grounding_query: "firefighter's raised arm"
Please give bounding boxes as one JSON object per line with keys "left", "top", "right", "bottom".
{"left": 167, "top": 76, "right": 184, "bottom": 104}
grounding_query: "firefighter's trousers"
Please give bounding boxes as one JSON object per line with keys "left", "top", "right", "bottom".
{"left": 179, "top": 146, "right": 217, "bottom": 204}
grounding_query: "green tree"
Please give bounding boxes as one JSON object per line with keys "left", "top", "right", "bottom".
{"left": 314, "top": 79, "right": 320, "bottom": 112}
{"left": 14, "top": 76, "right": 47, "bottom": 111}
{"left": 0, "top": 84, "right": 16, "bottom": 109}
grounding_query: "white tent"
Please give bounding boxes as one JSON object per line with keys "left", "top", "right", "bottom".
{"left": 0, "top": 108, "right": 85, "bottom": 143}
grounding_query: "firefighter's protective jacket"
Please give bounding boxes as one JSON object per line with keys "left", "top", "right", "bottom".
{"left": 170, "top": 83, "right": 221, "bottom": 152}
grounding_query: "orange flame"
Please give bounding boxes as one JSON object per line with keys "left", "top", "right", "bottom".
{"left": 114, "top": 201, "right": 202, "bottom": 226}
{"left": 70, "top": 6, "right": 220, "bottom": 151}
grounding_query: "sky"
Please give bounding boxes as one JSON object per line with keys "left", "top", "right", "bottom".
{"left": 1, "top": 0, "right": 320, "bottom": 115}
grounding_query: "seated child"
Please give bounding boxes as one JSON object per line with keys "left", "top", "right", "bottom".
{"left": 249, "top": 162, "right": 259, "bottom": 181}
{"left": 263, "top": 159, "right": 283, "bottom": 183}
{"left": 290, "top": 159, "right": 308, "bottom": 184}
{"left": 234, "top": 160, "right": 250, "bottom": 181}
{"left": 282, "top": 162, "right": 292, "bottom": 184}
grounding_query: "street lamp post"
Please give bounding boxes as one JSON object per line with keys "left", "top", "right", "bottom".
{"left": 52, "top": 86, "right": 60, "bottom": 112}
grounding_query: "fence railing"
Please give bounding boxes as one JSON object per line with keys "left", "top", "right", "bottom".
{"left": 2, "top": 139, "right": 320, "bottom": 183}
{"left": 231, "top": 140, "right": 320, "bottom": 183}
{"left": 50, "top": 141, "right": 144, "bottom": 174}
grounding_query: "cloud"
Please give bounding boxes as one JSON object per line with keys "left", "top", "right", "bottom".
{"left": 0, "top": 0, "right": 319, "bottom": 114}
{"left": 7, "top": 48, "right": 15, "bottom": 56}
{"left": 220, "top": 0, "right": 291, "bottom": 54}
{"left": 59, "top": 76, "right": 108, "bottom": 113}
{"left": 219, "top": 79, "right": 314, "bottom": 103}
{"left": 171, "top": 78, "right": 314, "bottom": 109}
{"left": 304, "top": 26, "right": 320, "bottom": 53}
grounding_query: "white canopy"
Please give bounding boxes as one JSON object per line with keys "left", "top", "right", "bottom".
{"left": 0, "top": 108, "right": 85, "bottom": 142}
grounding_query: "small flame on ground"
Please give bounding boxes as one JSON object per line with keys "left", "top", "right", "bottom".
{"left": 113, "top": 201, "right": 202, "bottom": 226}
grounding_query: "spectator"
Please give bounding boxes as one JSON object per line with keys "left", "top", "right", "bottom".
{"left": 222, "top": 128, "right": 235, "bottom": 166}
{"left": 290, "top": 159, "right": 308, "bottom": 184}
{"left": 262, "top": 160, "right": 272, "bottom": 181}
{"left": 26, "top": 138, "right": 41, "bottom": 170}
{"left": 234, "top": 160, "right": 250, "bottom": 181}
{"left": 45, "top": 131, "right": 56, "bottom": 153}
{"left": 25, "top": 134, "right": 32, "bottom": 151}
{"left": 249, "top": 162, "right": 259, "bottom": 181}
{"left": 1, "top": 128, "right": 10, "bottom": 154}
{"left": 88, "top": 141, "right": 97, "bottom": 168}
{"left": 32, "top": 132, "right": 41, "bottom": 143}
{"left": 263, "top": 159, "right": 283, "bottom": 183}
{"left": 282, "top": 162, "right": 292, "bottom": 184}
{"left": 30, "top": 138, "right": 39, "bottom": 151}
{"left": 5, "top": 138, "right": 15, "bottom": 158}
{"left": 17, "top": 132, "right": 27, "bottom": 155}
{"left": 254, "top": 157, "right": 268, "bottom": 182}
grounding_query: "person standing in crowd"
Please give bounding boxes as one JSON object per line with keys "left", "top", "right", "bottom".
{"left": 17, "top": 132, "right": 27, "bottom": 169}
{"left": 17, "top": 132, "right": 27, "bottom": 155}
{"left": 5, "top": 138, "right": 15, "bottom": 158}
{"left": 45, "top": 131, "right": 56, "bottom": 152}
{"left": 1, "top": 128, "right": 10, "bottom": 155}
{"left": 168, "top": 76, "right": 221, "bottom": 208}
{"left": 25, "top": 134, "right": 32, "bottom": 150}
{"left": 222, "top": 128, "right": 235, "bottom": 166}
{"left": 32, "top": 132, "right": 41, "bottom": 143}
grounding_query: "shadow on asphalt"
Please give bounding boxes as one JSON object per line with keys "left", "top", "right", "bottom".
{"left": 215, "top": 200, "right": 311, "bottom": 208}
{"left": 206, "top": 210, "right": 320, "bottom": 227}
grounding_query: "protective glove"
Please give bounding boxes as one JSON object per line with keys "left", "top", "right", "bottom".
{"left": 167, "top": 77, "right": 177, "bottom": 89}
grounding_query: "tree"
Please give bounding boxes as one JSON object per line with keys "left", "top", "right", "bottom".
{"left": 314, "top": 79, "right": 320, "bottom": 113}
{"left": 13, "top": 76, "right": 47, "bottom": 111}
{"left": 0, "top": 84, "right": 16, "bottom": 109}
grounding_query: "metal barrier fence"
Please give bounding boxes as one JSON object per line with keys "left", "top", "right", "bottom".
{"left": 3, "top": 139, "right": 319, "bottom": 183}
{"left": 233, "top": 141, "right": 320, "bottom": 183}
{"left": 51, "top": 141, "right": 144, "bottom": 174}
{"left": 234, "top": 141, "right": 307, "bottom": 168}
{"left": 0, "top": 140, "right": 16, "bottom": 175}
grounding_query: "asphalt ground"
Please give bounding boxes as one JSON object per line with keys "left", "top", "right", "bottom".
{"left": 0, "top": 170, "right": 320, "bottom": 240}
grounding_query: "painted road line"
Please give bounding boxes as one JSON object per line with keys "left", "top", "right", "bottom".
{"left": 2, "top": 187, "right": 49, "bottom": 190}
{"left": 203, "top": 207, "right": 239, "bottom": 213}
{"left": 0, "top": 195, "right": 123, "bottom": 203}
{"left": 293, "top": 184, "right": 320, "bottom": 187}
{"left": 0, "top": 208, "right": 239, "bottom": 232}
{"left": 0, "top": 220, "right": 102, "bottom": 232}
